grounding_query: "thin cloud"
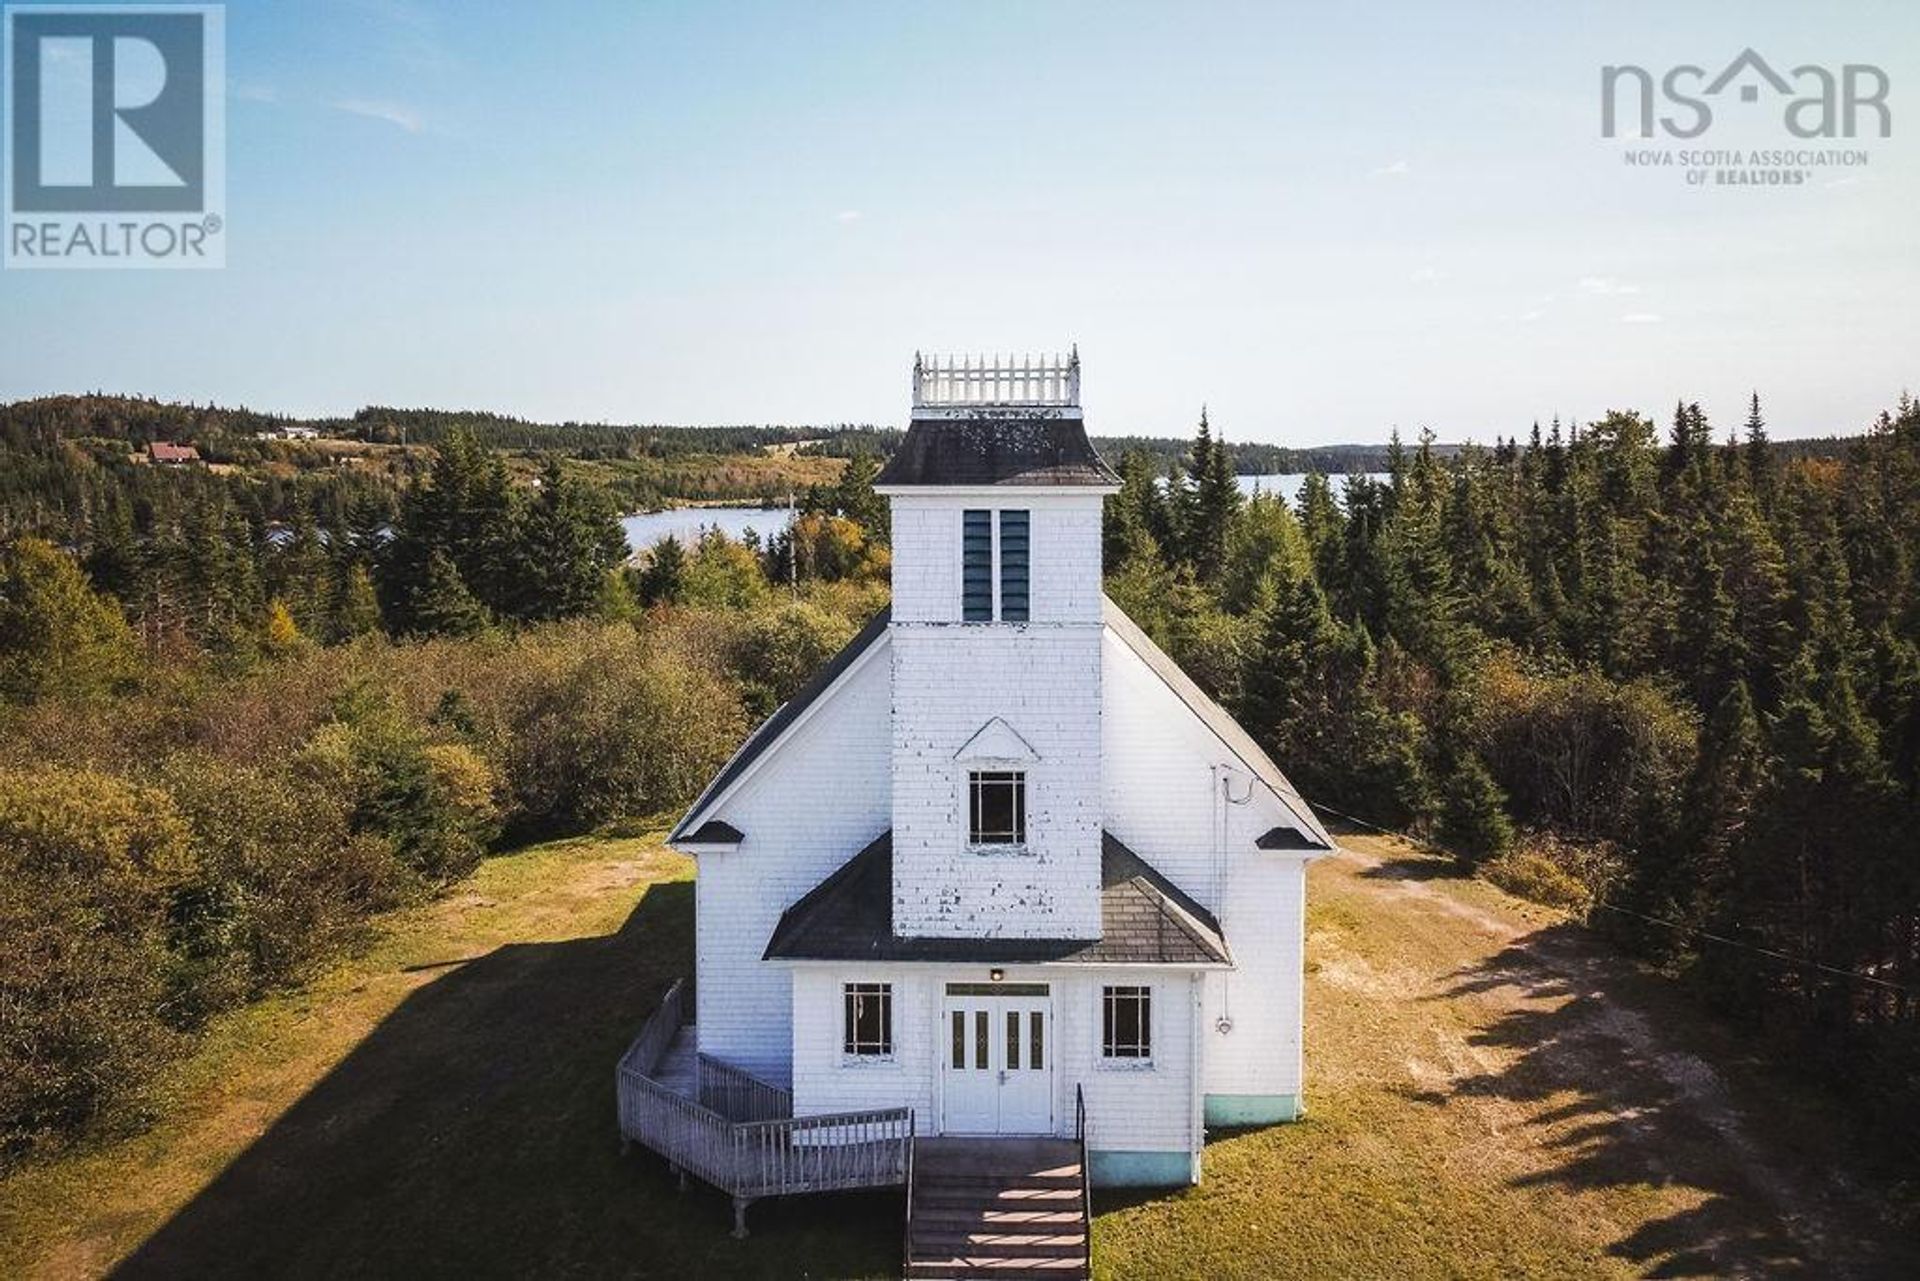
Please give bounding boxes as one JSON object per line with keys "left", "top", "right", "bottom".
{"left": 1409, "top": 265, "right": 1442, "bottom": 284}
{"left": 331, "top": 98, "right": 424, "bottom": 133}
{"left": 1620, "top": 312, "right": 1663, "bottom": 324}
{"left": 835, "top": 210, "right": 863, "bottom": 224}
{"left": 1369, "top": 159, "right": 1410, "bottom": 178}
{"left": 231, "top": 81, "right": 277, "bottom": 103}
{"left": 1518, "top": 309, "right": 1546, "bottom": 322}
{"left": 1579, "top": 276, "right": 1641, "bottom": 296}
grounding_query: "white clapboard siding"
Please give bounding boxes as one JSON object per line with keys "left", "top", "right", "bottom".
{"left": 693, "top": 643, "right": 893, "bottom": 1088}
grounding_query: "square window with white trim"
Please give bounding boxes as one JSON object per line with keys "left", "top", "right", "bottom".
{"left": 842, "top": 983, "right": 893, "bottom": 1057}
{"left": 1102, "top": 985, "right": 1152, "bottom": 1061}
{"left": 968, "top": 770, "right": 1026, "bottom": 846}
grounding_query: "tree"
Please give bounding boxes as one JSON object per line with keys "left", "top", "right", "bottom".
{"left": 1188, "top": 408, "right": 1241, "bottom": 580}
{"left": 1656, "top": 682, "right": 1767, "bottom": 960}
{"left": 263, "top": 598, "right": 306, "bottom": 655}
{"left": 636, "top": 535, "right": 686, "bottom": 606}
{"left": 681, "top": 531, "right": 769, "bottom": 609}
{"left": 828, "top": 452, "right": 889, "bottom": 542}
{"left": 409, "top": 550, "right": 489, "bottom": 638}
{"left": 327, "top": 562, "right": 383, "bottom": 642}
{"left": 0, "top": 538, "right": 138, "bottom": 705}
{"left": 515, "top": 458, "right": 627, "bottom": 622}
{"left": 1104, "top": 450, "right": 1166, "bottom": 572}
{"left": 1743, "top": 392, "right": 1772, "bottom": 496}
{"left": 1436, "top": 750, "right": 1514, "bottom": 865}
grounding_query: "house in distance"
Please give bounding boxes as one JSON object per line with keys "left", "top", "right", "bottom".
{"left": 666, "top": 350, "right": 1332, "bottom": 1193}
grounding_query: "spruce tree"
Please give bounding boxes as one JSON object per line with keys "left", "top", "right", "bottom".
{"left": 327, "top": 562, "right": 383, "bottom": 642}
{"left": 637, "top": 535, "right": 687, "bottom": 606}
{"left": 410, "top": 549, "right": 489, "bottom": 637}
{"left": 1436, "top": 751, "right": 1514, "bottom": 866}
{"left": 516, "top": 458, "right": 625, "bottom": 622}
{"left": 1743, "top": 392, "right": 1772, "bottom": 497}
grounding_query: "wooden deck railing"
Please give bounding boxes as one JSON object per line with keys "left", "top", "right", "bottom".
{"left": 697, "top": 1052, "right": 791, "bottom": 1122}
{"left": 615, "top": 979, "right": 913, "bottom": 1237}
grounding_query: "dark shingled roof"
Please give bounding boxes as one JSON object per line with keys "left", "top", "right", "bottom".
{"left": 669, "top": 607, "right": 890, "bottom": 843}
{"left": 681, "top": 820, "right": 744, "bottom": 844}
{"left": 875, "top": 413, "right": 1121, "bottom": 488}
{"left": 762, "top": 830, "right": 1230, "bottom": 966}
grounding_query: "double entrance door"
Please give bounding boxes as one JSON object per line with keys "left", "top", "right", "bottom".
{"left": 940, "top": 983, "right": 1053, "bottom": 1135}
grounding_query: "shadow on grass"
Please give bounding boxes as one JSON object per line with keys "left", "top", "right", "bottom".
{"left": 115, "top": 881, "right": 899, "bottom": 1281}
{"left": 1356, "top": 856, "right": 1461, "bottom": 883}
{"left": 1403, "top": 922, "right": 1911, "bottom": 1280}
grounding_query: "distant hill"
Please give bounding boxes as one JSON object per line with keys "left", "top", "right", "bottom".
{"left": 0, "top": 394, "right": 1866, "bottom": 476}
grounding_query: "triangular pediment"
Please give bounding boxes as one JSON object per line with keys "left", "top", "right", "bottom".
{"left": 952, "top": 716, "right": 1040, "bottom": 763}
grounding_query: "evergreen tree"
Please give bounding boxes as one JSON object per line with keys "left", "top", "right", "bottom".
{"left": 409, "top": 549, "right": 489, "bottom": 637}
{"left": 1190, "top": 408, "right": 1241, "bottom": 580}
{"left": 636, "top": 535, "right": 686, "bottom": 606}
{"left": 829, "top": 452, "right": 889, "bottom": 542}
{"left": 1743, "top": 392, "right": 1772, "bottom": 497}
{"left": 1436, "top": 750, "right": 1514, "bottom": 866}
{"left": 327, "top": 562, "right": 383, "bottom": 642}
{"left": 1104, "top": 450, "right": 1166, "bottom": 572}
{"left": 515, "top": 458, "right": 626, "bottom": 622}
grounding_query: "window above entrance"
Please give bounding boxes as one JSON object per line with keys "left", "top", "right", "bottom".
{"left": 968, "top": 770, "right": 1026, "bottom": 846}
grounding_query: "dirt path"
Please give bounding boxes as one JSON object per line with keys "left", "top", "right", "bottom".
{"left": 1097, "top": 834, "right": 1913, "bottom": 1279}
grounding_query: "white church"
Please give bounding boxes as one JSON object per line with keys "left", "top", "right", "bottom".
{"left": 656, "top": 351, "right": 1331, "bottom": 1203}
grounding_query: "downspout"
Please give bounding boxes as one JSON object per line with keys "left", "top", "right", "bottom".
{"left": 1212, "top": 765, "right": 1254, "bottom": 1032}
{"left": 1189, "top": 972, "right": 1204, "bottom": 1181}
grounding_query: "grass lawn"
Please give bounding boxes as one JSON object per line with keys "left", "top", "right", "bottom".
{"left": 2, "top": 829, "right": 1911, "bottom": 1279}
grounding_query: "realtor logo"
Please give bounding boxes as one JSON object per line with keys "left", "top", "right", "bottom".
{"left": 4, "top": 3, "right": 225, "bottom": 267}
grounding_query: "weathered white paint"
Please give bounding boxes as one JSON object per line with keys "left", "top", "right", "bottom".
{"left": 887, "top": 490, "right": 1108, "bottom": 940}
{"left": 673, "top": 381, "right": 1325, "bottom": 1178}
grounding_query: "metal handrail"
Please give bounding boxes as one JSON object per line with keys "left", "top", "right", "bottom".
{"left": 901, "top": 1109, "right": 917, "bottom": 1278}
{"left": 1076, "top": 1083, "right": 1092, "bottom": 1260}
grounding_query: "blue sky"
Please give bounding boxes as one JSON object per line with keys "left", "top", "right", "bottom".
{"left": 2, "top": 0, "right": 1915, "bottom": 442}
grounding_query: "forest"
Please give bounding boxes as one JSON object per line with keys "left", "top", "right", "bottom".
{"left": 0, "top": 389, "right": 1914, "bottom": 1198}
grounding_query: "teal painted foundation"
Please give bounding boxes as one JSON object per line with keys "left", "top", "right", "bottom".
{"left": 1088, "top": 1149, "right": 1198, "bottom": 1188}
{"left": 1204, "top": 1093, "right": 1303, "bottom": 1126}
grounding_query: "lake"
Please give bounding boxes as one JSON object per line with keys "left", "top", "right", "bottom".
{"left": 621, "top": 474, "right": 1391, "bottom": 554}
{"left": 621, "top": 505, "right": 795, "bottom": 554}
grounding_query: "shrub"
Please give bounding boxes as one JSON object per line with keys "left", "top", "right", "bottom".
{"left": 0, "top": 768, "right": 192, "bottom": 1163}
{"left": 160, "top": 753, "right": 403, "bottom": 1021}
{"left": 1469, "top": 653, "right": 1696, "bottom": 849}
{"left": 1481, "top": 831, "right": 1626, "bottom": 913}
{"left": 0, "top": 538, "right": 138, "bottom": 706}
{"left": 489, "top": 623, "right": 746, "bottom": 836}
{"left": 725, "top": 600, "right": 858, "bottom": 715}
{"left": 298, "top": 685, "right": 500, "bottom": 886}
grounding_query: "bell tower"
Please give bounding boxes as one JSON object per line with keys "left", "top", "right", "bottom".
{"left": 875, "top": 352, "right": 1121, "bottom": 939}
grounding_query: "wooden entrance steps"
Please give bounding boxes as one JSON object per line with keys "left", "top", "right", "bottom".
{"left": 906, "top": 1138, "right": 1090, "bottom": 1280}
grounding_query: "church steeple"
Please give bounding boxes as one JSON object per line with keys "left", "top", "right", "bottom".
{"left": 881, "top": 351, "right": 1118, "bottom": 940}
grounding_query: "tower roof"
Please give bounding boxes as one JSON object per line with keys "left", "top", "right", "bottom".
{"left": 875, "top": 350, "right": 1120, "bottom": 489}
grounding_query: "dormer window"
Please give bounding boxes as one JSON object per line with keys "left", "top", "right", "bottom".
{"left": 961, "top": 508, "right": 1031, "bottom": 623}
{"left": 968, "top": 770, "right": 1026, "bottom": 845}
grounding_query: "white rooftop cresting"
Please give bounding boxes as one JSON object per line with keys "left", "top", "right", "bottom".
{"left": 912, "top": 349, "right": 1080, "bottom": 409}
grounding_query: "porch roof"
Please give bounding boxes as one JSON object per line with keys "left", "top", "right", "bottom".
{"left": 762, "top": 830, "right": 1231, "bottom": 966}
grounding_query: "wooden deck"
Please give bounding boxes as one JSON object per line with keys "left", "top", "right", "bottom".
{"left": 906, "top": 1138, "right": 1090, "bottom": 1280}
{"left": 654, "top": 1024, "right": 697, "bottom": 1098}
{"left": 615, "top": 980, "right": 914, "bottom": 1237}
